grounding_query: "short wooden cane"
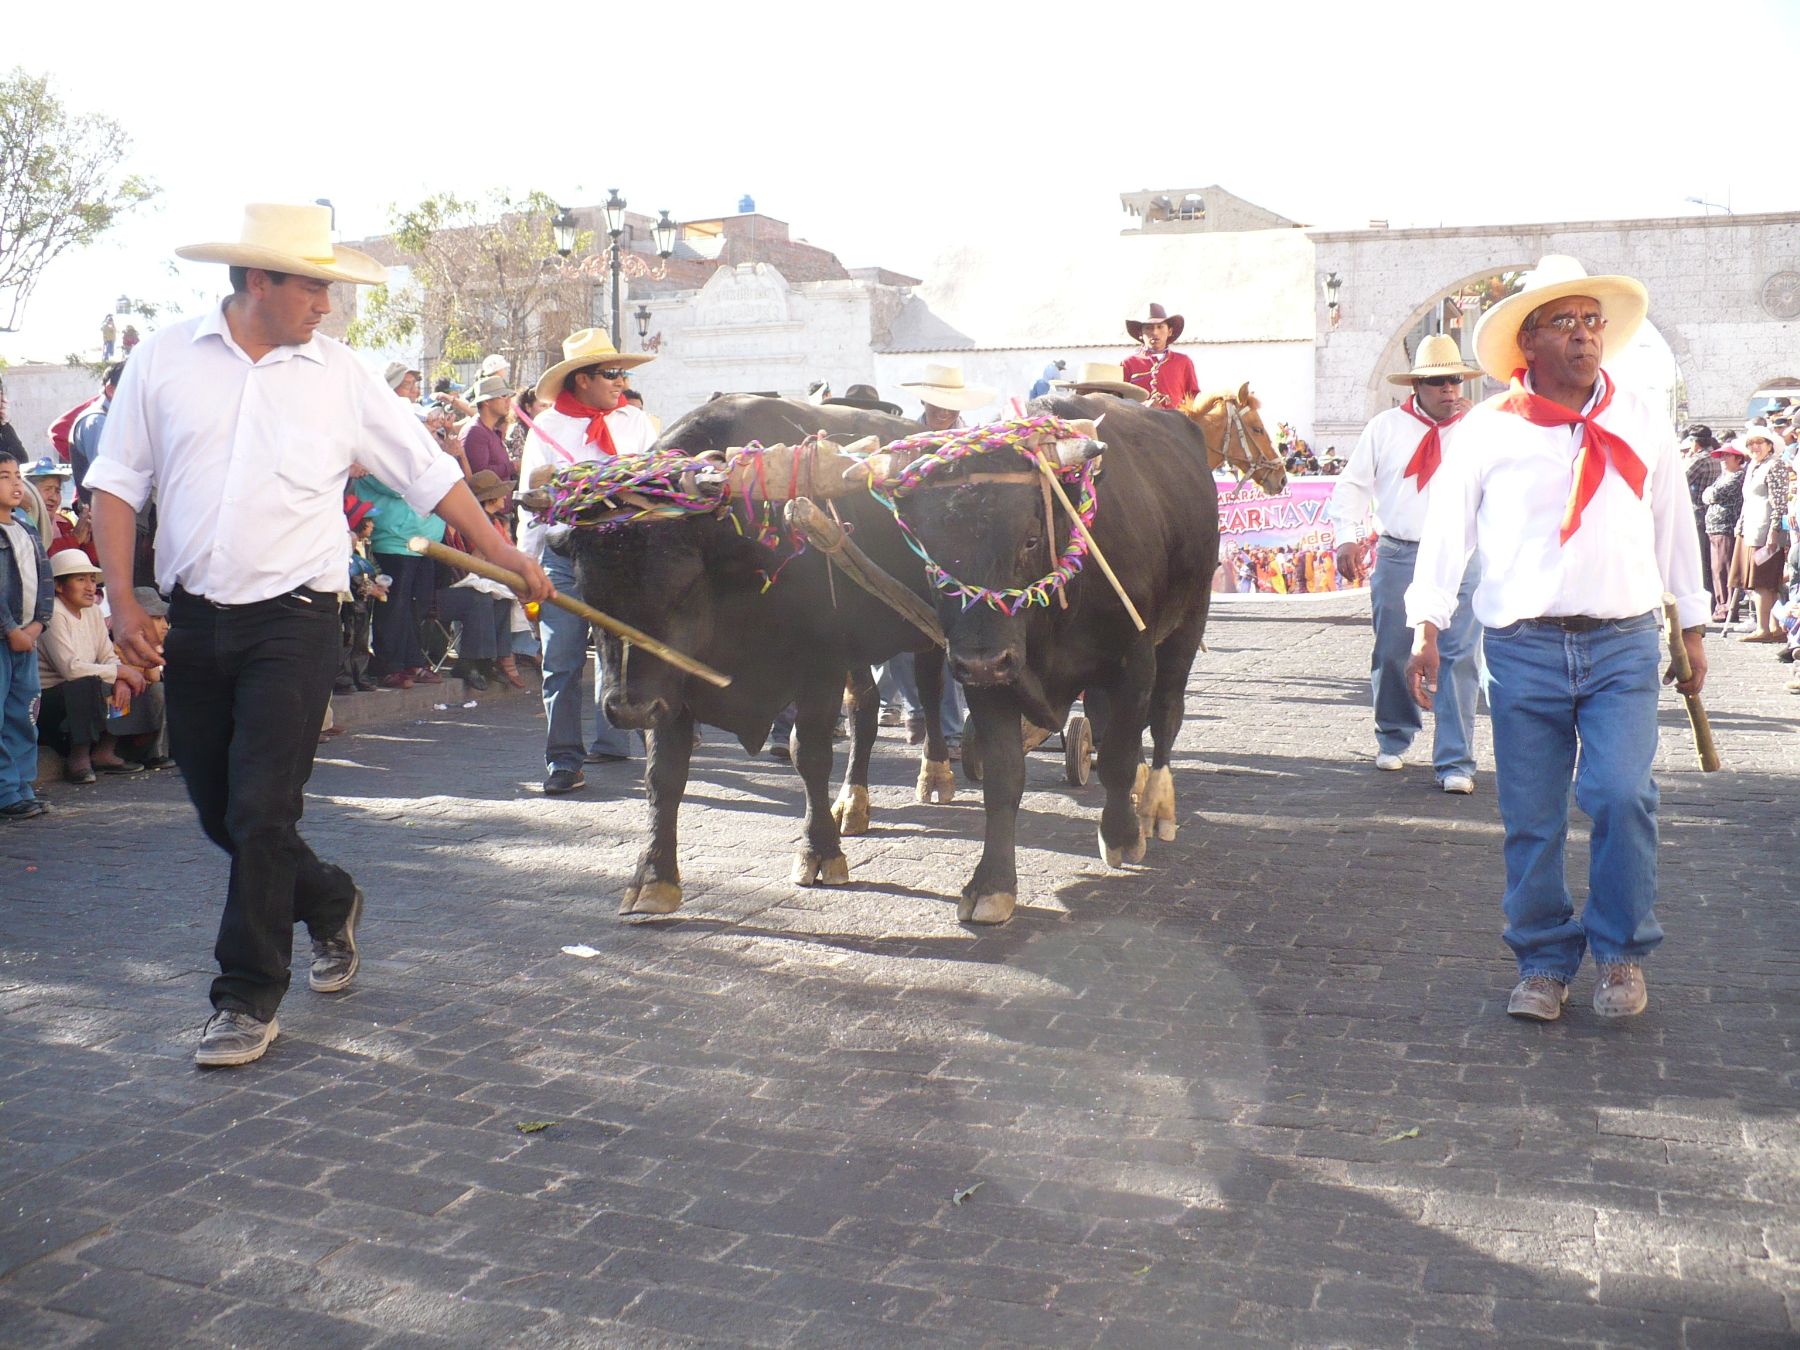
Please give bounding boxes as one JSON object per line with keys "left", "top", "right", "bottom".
{"left": 1662, "top": 594, "right": 1721, "bottom": 773}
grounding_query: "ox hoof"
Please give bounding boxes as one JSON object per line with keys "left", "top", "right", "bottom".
{"left": 916, "top": 759, "right": 956, "bottom": 805}
{"left": 958, "top": 891, "right": 1016, "bottom": 925}
{"left": 1098, "top": 824, "right": 1148, "bottom": 869}
{"left": 1124, "top": 830, "right": 1149, "bottom": 865}
{"left": 793, "top": 850, "right": 851, "bottom": 887}
{"left": 620, "top": 880, "right": 683, "bottom": 916}
{"left": 832, "top": 784, "right": 872, "bottom": 836}
{"left": 1137, "top": 766, "right": 1177, "bottom": 847}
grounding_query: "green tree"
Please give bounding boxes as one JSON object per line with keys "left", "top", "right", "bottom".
{"left": 0, "top": 69, "right": 158, "bottom": 332}
{"left": 347, "top": 190, "right": 597, "bottom": 378}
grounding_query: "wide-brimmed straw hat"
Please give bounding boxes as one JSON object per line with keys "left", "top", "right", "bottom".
{"left": 535, "top": 328, "right": 655, "bottom": 403}
{"left": 900, "top": 362, "right": 998, "bottom": 412}
{"left": 1472, "top": 255, "right": 1648, "bottom": 382}
{"left": 1125, "top": 301, "right": 1185, "bottom": 343}
{"left": 823, "top": 383, "right": 904, "bottom": 416}
{"left": 1053, "top": 362, "right": 1150, "bottom": 403}
{"left": 176, "top": 203, "right": 390, "bottom": 286}
{"left": 51, "top": 550, "right": 103, "bottom": 579}
{"left": 1385, "top": 333, "right": 1483, "bottom": 386}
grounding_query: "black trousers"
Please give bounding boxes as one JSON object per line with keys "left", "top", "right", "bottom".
{"left": 166, "top": 588, "right": 356, "bottom": 1020}
{"left": 38, "top": 676, "right": 108, "bottom": 750}
{"left": 370, "top": 552, "right": 433, "bottom": 675}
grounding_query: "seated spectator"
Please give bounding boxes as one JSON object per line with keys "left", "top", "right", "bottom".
{"left": 435, "top": 471, "right": 523, "bottom": 690}
{"left": 336, "top": 497, "right": 386, "bottom": 694}
{"left": 461, "top": 378, "right": 516, "bottom": 480}
{"left": 106, "top": 587, "right": 174, "bottom": 769}
{"left": 37, "top": 552, "right": 145, "bottom": 784}
{"left": 23, "top": 457, "right": 90, "bottom": 558}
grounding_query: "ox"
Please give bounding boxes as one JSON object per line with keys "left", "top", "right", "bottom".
{"left": 891, "top": 394, "right": 1221, "bottom": 923}
{"left": 556, "top": 395, "right": 951, "bottom": 915}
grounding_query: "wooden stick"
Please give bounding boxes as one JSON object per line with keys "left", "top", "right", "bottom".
{"left": 1662, "top": 594, "right": 1721, "bottom": 773}
{"left": 786, "top": 498, "right": 946, "bottom": 647}
{"left": 407, "top": 537, "right": 732, "bottom": 689}
{"left": 1031, "top": 453, "right": 1147, "bottom": 632}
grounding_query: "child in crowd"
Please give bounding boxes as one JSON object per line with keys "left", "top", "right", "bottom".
{"left": 37, "top": 551, "right": 143, "bottom": 784}
{"left": 336, "top": 497, "right": 385, "bottom": 694}
{"left": 0, "top": 457, "right": 53, "bottom": 820}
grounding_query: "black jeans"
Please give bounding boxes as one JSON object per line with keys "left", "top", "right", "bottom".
{"left": 38, "top": 676, "right": 107, "bottom": 750}
{"left": 166, "top": 588, "right": 356, "bottom": 1020}
{"left": 370, "top": 552, "right": 433, "bottom": 675}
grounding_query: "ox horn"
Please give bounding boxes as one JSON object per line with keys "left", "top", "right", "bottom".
{"left": 1051, "top": 417, "right": 1106, "bottom": 467}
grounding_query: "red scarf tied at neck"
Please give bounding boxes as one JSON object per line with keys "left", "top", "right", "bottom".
{"left": 1398, "top": 396, "right": 1466, "bottom": 489}
{"left": 553, "top": 389, "right": 625, "bottom": 457}
{"left": 1495, "top": 368, "right": 1646, "bottom": 543}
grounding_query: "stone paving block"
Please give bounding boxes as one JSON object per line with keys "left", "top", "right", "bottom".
{"left": 202, "top": 1300, "right": 385, "bottom": 1349}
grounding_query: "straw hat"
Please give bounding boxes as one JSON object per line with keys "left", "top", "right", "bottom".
{"left": 1053, "top": 362, "right": 1150, "bottom": 403}
{"left": 51, "top": 550, "right": 103, "bottom": 579}
{"left": 1385, "top": 333, "right": 1483, "bottom": 386}
{"left": 1472, "top": 255, "right": 1648, "bottom": 382}
{"left": 535, "top": 328, "right": 655, "bottom": 403}
{"left": 176, "top": 203, "right": 389, "bottom": 286}
{"left": 899, "top": 362, "right": 998, "bottom": 412}
{"left": 1125, "top": 301, "right": 1185, "bottom": 343}
{"left": 467, "top": 470, "right": 511, "bottom": 504}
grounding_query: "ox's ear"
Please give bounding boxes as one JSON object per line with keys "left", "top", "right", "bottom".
{"left": 702, "top": 528, "right": 785, "bottom": 591}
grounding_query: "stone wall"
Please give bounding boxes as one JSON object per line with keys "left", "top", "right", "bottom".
{"left": 1, "top": 364, "right": 103, "bottom": 459}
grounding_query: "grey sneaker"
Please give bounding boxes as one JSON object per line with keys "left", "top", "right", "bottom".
{"left": 309, "top": 887, "right": 363, "bottom": 994}
{"left": 195, "top": 1009, "right": 279, "bottom": 1067}
{"left": 1593, "top": 962, "right": 1648, "bottom": 1018}
{"left": 1507, "top": 975, "right": 1569, "bottom": 1022}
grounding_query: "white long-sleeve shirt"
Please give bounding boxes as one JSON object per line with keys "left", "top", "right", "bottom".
{"left": 1405, "top": 371, "right": 1709, "bottom": 632}
{"left": 85, "top": 302, "right": 463, "bottom": 604}
{"left": 1326, "top": 400, "right": 1461, "bottom": 542}
{"left": 517, "top": 402, "right": 656, "bottom": 560}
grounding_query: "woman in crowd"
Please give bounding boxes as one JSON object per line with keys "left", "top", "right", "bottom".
{"left": 436, "top": 471, "right": 528, "bottom": 691}
{"left": 1730, "top": 428, "right": 1792, "bottom": 642}
{"left": 1702, "top": 443, "right": 1747, "bottom": 621}
{"left": 37, "top": 552, "right": 145, "bottom": 783}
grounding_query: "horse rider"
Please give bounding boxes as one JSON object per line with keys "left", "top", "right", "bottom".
{"left": 1328, "top": 333, "right": 1484, "bottom": 794}
{"left": 1121, "top": 302, "right": 1199, "bottom": 409}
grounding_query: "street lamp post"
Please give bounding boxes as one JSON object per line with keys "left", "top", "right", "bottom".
{"left": 634, "top": 303, "right": 652, "bottom": 344}
{"left": 603, "top": 189, "right": 627, "bottom": 348}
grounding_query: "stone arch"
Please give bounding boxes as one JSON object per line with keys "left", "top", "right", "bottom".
{"left": 1361, "top": 263, "right": 1693, "bottom": 423}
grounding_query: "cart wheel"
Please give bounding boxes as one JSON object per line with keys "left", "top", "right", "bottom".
{"left": 1063, "top": 714, "right": 1093, "bottom": 787}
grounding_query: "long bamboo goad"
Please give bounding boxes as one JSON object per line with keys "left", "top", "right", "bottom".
{"left": 407, "top": 537, "right": 732, "bottom": 689}
{"left": 1662, "top": 594, "right": 1721, "bottom": 773}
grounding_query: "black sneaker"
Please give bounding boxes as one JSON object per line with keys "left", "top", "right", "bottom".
{"left": 309, "top": 886, "right": 363, "bottom": 993}
{"left": 0, "top": 799, "right": 48, "bottom": 821}
{"left": 195, "top": 1009, "right": 279, "bottom": 1067}
{"left": 544, "top": 767, "right": 586, "bottom": 795}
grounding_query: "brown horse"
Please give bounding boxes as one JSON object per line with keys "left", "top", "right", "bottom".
{"left": 1180, "top": 384, "right": 1287, "bottom": 496}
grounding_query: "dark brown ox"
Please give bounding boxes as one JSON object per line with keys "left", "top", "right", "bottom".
{"left": 891, "top": 394, "right": 1221, "bottom": 922}
{"left": 557, "top": 395, "right": 952, "bottom": 916}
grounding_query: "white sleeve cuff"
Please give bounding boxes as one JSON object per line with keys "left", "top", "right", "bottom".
{"left": 81, "top": 460, "right": 153, "bottom": 512}
{"left": 399, "top": 455, "right": 466, "bottom": 516}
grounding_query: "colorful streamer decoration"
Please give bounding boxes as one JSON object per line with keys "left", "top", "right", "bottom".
{"left": 859, "top": 416, "right": 1101, "bottom": 617}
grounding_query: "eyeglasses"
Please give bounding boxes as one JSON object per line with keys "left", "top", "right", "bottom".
{"left": 1528, "top": 313, "right": 1607, "bottom": 335}
{"left": 1418, "top": 376, "right": 1464, "bottom": 388}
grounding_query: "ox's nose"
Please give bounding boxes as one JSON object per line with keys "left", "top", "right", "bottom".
{"left": 603, "top": 692, "right": 670, "bottom": 730}
{"left": 950, "top": 649, "right": 1020, "bottom": 687}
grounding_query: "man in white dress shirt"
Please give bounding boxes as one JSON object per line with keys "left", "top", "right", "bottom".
{"left": 89, "top": 204, "right": 551, "bottom": 1067}
{"left": 517, "top": 328, "right": 656, "bottom": 796}
{"left": 1404, "top": 257, "right": 1708, "bottom": 1024}
{"left": 1328, "top": 334, "right": 1484, "bottom": 792}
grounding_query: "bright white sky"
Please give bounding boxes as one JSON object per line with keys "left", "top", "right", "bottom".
{"left": 4, "top": 0, "right": 1794, "bottom": 363}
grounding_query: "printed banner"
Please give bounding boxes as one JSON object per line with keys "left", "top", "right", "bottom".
{"left": 1212, "top": 474, "right": 1368, "bottom": 595}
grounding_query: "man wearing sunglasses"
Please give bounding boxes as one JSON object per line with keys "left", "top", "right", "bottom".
{"left": 1328, "top": 333, "right": 1485, "bottom": 794}
{"left": 519, "top": 328, "right": 655, "bottom": 795}
{"left": 1404, "top": 257, "right": 1708, "bottom": 1025}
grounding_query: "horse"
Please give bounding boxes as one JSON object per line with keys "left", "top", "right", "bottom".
{"left": 1179, "top": 384, "right": 1287, "bottom": 496}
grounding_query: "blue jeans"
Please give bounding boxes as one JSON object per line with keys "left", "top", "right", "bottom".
{"left": 540, "top": 550, "right": 633, "bottom": 772}
{"left": 0, "top": 646, "right": 41, "bottom": 808}
{"left": 1484, "top": 613, "right": 1665, "bottom": 982}
{"left": 1370, "top": 536, "right": 1480, "bottom": 779}
{"left": 877, "top": 654, "right": 965, "bottom": 738}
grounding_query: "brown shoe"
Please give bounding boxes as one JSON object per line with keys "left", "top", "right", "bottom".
{"left": 495, "top": 656, "right": 529, "bottom": 690}
{"left": 1506, "top": 974, "right": 1569, "bottom": 1021}
{"left": 1593, "top": 962, "right": 1648, "bottom": 1018}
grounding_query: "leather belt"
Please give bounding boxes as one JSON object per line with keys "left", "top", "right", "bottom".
{"left": 1527, "top": 614, "right": 1611, "bottom": 633}
{"left": 171, "top": 585, "right": 337, "bottom": 611}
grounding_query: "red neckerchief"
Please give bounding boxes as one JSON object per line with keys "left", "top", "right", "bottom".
{"left": 1398, "top": 396, "right": 1466, "bottom": 490}
{"left": 1494, "top": 368, "right": 1646, "bottom": 543}
{"left": 553, "top": 389, "right": 623, "bottom": 457}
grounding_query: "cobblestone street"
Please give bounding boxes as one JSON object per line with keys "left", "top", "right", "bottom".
{"left": 2, "top": 593, "right": 1796, "bottom": 1348}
